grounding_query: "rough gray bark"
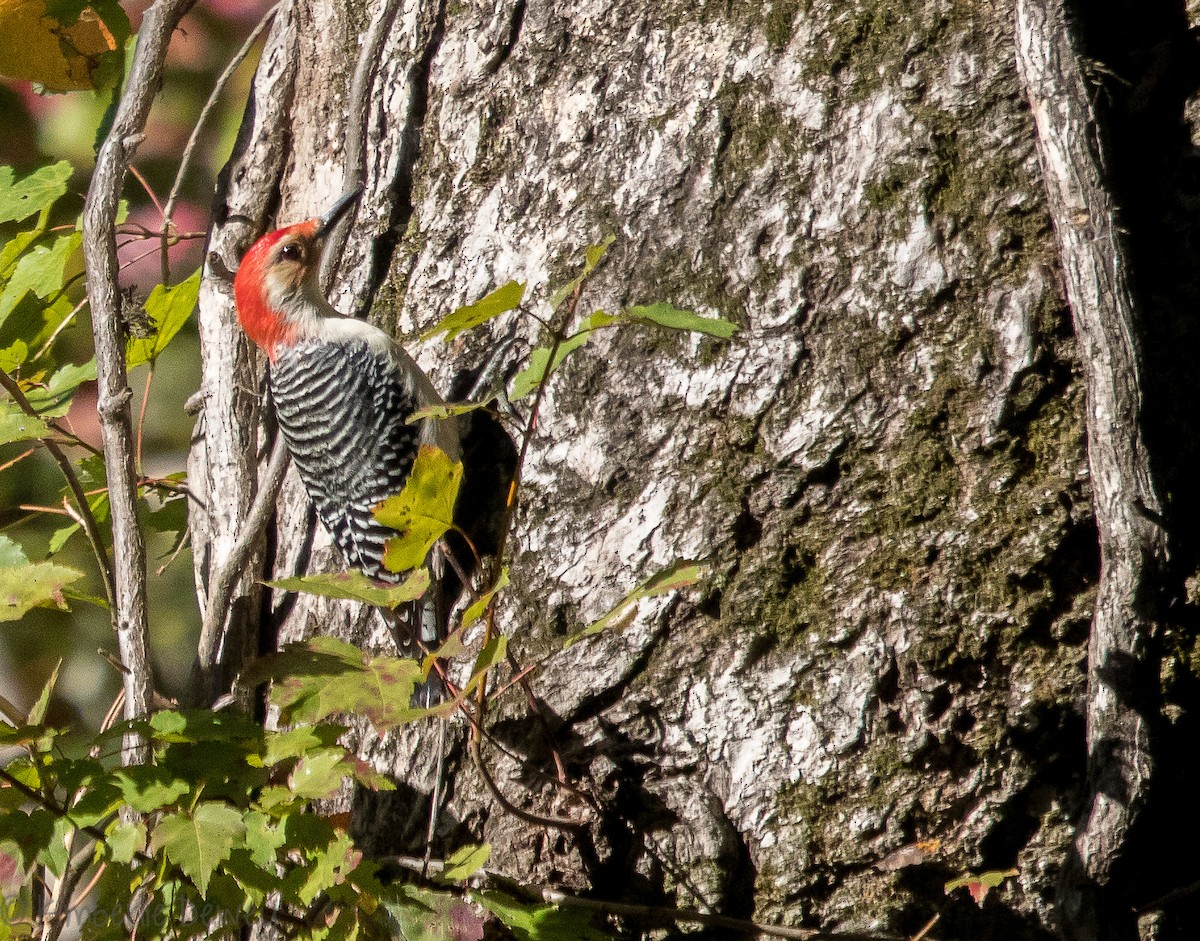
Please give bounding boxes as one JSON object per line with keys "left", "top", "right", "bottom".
{"left": 190, "top": 4, "right": 297, "bottom": 703}
{"left": 190, "top": 0, "right": 1200, "bottom": 937}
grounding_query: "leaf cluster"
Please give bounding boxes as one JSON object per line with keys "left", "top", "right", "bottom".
{"left": 0, "top": 162, "right": 195, "bottom": 614}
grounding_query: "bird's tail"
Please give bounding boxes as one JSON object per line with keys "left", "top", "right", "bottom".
{"left": 378, "top": 601, "right": 447, "bottom": 707}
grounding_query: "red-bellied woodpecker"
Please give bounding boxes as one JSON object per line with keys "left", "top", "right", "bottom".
{"left": 233, "top": 190, "right": 468, "bottom": 664}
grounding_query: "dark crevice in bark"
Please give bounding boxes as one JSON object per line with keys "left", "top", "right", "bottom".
{"left": 481, "top": 0, "right": 527, "bottom": 78}
{"left": 361, "top": 0, "right": 448, "bottom": 320}
{"left": 1067, "top": 2, "right": 1200, "bottom": 937}
{"left": 561, "top": 618, "right": 673, "bottom": 729}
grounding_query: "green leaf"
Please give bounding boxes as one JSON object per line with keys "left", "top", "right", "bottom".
{"left": 0, "top": 221, "right": 48, "bottom": 278}
{"left": 22, "top": 360, "right": 97, "bottom": 418}
{"left": 267, "top": 568, "right": 430, "bottom": 610}
{"left": 460, "top": 568, "right": 508, "bottom": 631}
{"left": 375, "top": 446, "right": 463, "bottom": 574}
{"left": 0, "top": 399, "right": 49, "bottom": 445}
{"left": 0, "top": 534, "right": 82, "bottom": 622}
{"left": 259, "top": 638, "right": 428, "bottom": 732}
{"left": 126, "top": 269, "right": 201, "bottom": 367}
{"left": 41, "top": 815, "right": 73, "bottom": 878}
{"left": 262, "top": 724, "right": 346, "bottom": 767}
{"left": 475, "top": 890, "right": 611, "bottom": 941}
{"left": 423, "top": 280, "right": 525, "bottom": 342}
{"left": 0, "top": 341, "right": 27, "bottom": 372}
{"left": 0, "top": 810, "right": 54, "bottom": 873}
{"left": 0, "top": 232, "right": 81, "bottom": 328}
{"left": 406, "top": 399, "right": 494, "bottom": 424}
{"left": 441, "top": 843, "right": 490, "bottom": 882}
{"left": 150, "top": 801, "right": 246, "bottom": 898}
{"left": 565, "top": 561, "right": 704, "bottom": 648}
{"left": 146, "top": 492, "right": 188, "bottom": 536}
{"left": 584, "top": 235, "right": 616, "bottom": 273}
{"left": 105, "top": 820, "right": 146, "bottom": 864}
{"left": 280, "top": 827, "right": 356, "bottom": 906}
{"left": 548, "top": 236, "right": 615, "bottom": 311}
{"left": 112, "top": 764, "right": 191, "bottom": 813}
{"left": 26, "top": 660, "right": 61, "bottom": 725}
{"left": 624, "top": 302, "right": 738, "bottom": 339}
{"left": 446, "top": 634, "right": 507, "bottom": 707}
{"left": 241, "top": 811, "right": 286, "bottom": 870}
{"left": 289, "top": 748, "right": 350, "bottom": 801}
{"left": 509, "top": 331, "right": 592, "bottom": 401}
{"left": 0, "top": 162, "right": 73, "bottom": 225}
{"left": 581, "top": 310, "right": 620, "bottom": 330}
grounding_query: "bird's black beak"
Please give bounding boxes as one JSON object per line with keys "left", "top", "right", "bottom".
{"left": 314, "top": 187, "right": 362, "bottom": 238}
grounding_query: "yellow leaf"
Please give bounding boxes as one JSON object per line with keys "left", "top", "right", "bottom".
{"left": 0, "top": 1, "right": 117, "bottom": 91}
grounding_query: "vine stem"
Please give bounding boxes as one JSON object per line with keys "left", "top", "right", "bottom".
{"left": 82, "top": 0, "right": 200, "bottom": 754}
{"left": 382, "top": 854, "right": 898, "bottom": 941}
{"left": 1016, "top": 3, "right": 1167, "bottom": 936}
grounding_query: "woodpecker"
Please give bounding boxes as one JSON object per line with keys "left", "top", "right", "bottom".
{"left": 233, "top": 190, "right": 465, "bottom": 662}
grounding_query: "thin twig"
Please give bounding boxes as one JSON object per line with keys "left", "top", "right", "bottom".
{"left": 0, "top": 369, "right": 115, "bottom": 608}
{"left": 540, "top": 888, "right": 892, "bottom": 941}
{"left": 470, "top": 285, "right": 582, "bottom": 772}
{"left": 381, "top": 855, "right": 892, "bottom": 941}
{"left": 34, "top": 297, "right": 87, "bottom": 360}
{"left": 908, "top": 914, "right": 940, "bottom": 941}
{"left": 39, "top": 829, "right": 85, "bottom": 941}
{"left": 469, "top": 737, "right": 587, "bottom": 831}
{"left": 136, "top": 367, "right": 153, "bottom": 474}
{"left": 82, "top": 0, "right": 200, "bottom": 752}
{"left": 160, "top": 0, "right": 281, "bottom": 282}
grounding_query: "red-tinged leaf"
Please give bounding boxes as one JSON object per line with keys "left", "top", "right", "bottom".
{"left": 452, "top": 901, "right": 486, "bottom": 941}
{"left": 945, "top": 868, "right": 1018, "bottom": 906}
{"left": 0, "top": 843, "right": 21, "bottom": 894}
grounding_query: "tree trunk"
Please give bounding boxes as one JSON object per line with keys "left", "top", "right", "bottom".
{"left": 190, "top": 0, "right": 1200, "bottom": 937}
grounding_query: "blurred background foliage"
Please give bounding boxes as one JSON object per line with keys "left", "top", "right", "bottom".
{"left": 0, "top": 0, "right": 274, "bottom": 726}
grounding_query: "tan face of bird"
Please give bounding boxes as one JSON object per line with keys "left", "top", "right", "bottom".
{"left": 234, "top": 189, "right": 360, "bottom": 358}
{"left": 259, "top": 225, "right": 321, "bottom": 309}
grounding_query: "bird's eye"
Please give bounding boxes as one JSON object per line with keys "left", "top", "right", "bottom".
{"left": 280, "top": 243, "right": 303, "bottom": 261}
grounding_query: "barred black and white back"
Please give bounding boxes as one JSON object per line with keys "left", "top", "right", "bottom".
{"left": 269, "top": 323, "right": 460, "bottom": 659}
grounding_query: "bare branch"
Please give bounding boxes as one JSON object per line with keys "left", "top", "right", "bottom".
{"left": 82, "top": 0, "right": 200, "bottom": 747}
